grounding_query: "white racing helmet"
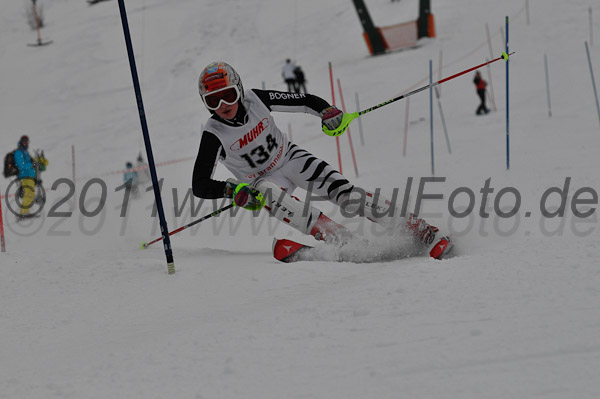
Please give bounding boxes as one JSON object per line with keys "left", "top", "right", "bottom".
{"left": 198, "top": 61, "right": 244, "bottom": 111}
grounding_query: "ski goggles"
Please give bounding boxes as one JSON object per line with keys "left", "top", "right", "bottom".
{"left": 203, "top": 85, "right": 241, "bottom": 110}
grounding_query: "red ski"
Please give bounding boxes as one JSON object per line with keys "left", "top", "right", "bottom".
{"left": 429, "top": 236, "right": 453, "bottom": 260}
{"left": 272, "top": 238, "right": 314, "bottom": 263}
{"left": 272, "top": 236, "right": 454, "bottom": 263}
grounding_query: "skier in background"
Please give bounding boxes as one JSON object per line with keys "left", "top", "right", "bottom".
{"left": 135, "top": 153, "right": 151, "bottom": 186}
{"left": 281, "top": 59, "right": 297, "bottom": 92}
{"left": 474, "top": 70, "right": 490, "bottom": 115}
{"left": 191, "top": 61, "right": 452, "bottom": 260}
{"left": 293, "top": 65, "right": 307, "bottom": 94}
{"left": 123, "top": 161, "right": 139, "bottom": 197}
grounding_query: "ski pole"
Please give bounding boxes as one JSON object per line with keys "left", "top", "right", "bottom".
{"left": 141, "top": 203, "right": 234, "bottom": 249}
{"left": 323, "top": 52, "right": 514, "bottom": 136}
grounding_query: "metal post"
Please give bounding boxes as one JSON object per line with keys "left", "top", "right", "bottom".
{"left": 350, "top": 0, "right": 386, "bottom": 55}
{"left": 418, "top": 0, "right": 432, "bottom": 39}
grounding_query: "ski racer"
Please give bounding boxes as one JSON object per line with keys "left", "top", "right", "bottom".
{"left": 191, "top": 61, "right": 452, "bottom": 260}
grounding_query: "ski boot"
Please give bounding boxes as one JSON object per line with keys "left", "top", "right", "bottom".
{"left": 310, "top": 213, "right": 354, "bottom": 244}
{"left": 406, "top": 213, "right": 453, "bottom": 259}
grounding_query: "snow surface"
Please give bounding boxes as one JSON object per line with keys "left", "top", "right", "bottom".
{"left": 1, "top": 0, "right": 600, "bottom": 398}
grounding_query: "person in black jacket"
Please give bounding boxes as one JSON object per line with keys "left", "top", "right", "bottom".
{"left": 293, "top": 65, "right": 307, "bottom": 94}
{"left": 281, "top": 59, "right": 297, "bottom": 92}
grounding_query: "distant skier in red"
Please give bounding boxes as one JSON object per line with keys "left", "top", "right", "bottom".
{"left": 191, "top": 61, "right": 452, "bottom": 261}
{"left": 474, "top": 70, "right": 490, "bottom": 115}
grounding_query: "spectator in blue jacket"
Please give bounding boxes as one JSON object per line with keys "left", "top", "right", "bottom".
{"left": 14, "top": 135, "right": 36, "bottom": 217}
{"left": 123, "top": 161, "right": 139, "bottom": 197}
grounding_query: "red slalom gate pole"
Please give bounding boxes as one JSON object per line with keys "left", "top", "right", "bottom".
{"left": 403, "top": 98, "right": 410, "bottom": 157}
{"left": 33, "top": 1, "right": 42, "bottom": 45}
{"left": 328, "top": 62, "right": 343, "bottom": 174}
{"left": 485, "top": 24, "right": 498, "bottom": 112}
{"left": 337, "top": 78, "right": 359, "bottom": 178}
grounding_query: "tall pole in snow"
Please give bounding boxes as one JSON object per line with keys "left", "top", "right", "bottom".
{"left": 429, "top": 59, "right": 435, "bottom": 176}
{"left": 438, "top": 49, "right": 443, "bottom": 97}
{"left": 585, "top": 41, "right": 600, "bottom": 129}
{"left": 337, "top": 79, "right": 359, "bottom": 177}
{"left": 434, "top": 86, "right": 451, "bottom": 154}
{"left": 72, "top": 145, "right": 77, "bottom": 207}
{"left": 32, "top": 0, "right": 42, "bottom": 45}
{"left": 403, "top": 98, "right": 410, "bottom": 157}
{"left": 485, "top": 24, "right": 498, "bottom": 112}
{"left": 355, "top": 92, "right": 365, "bottom": 146}
{"left": 544, "top": 54, "right": 552, "bottom": 118}
{"left": 590, "top": 7, "right": 593, "bottom": 47}
{"left": 505, "top": 16, "right": 510, "bottom": 170}
{"left": 118, "top": 0, "right": 175, "bottom": 275}
{"left": 328, "top": 62, "right": 343, "bottom": 174}
{"left": 0, "top": 185, "right": 6, "bottom": 253}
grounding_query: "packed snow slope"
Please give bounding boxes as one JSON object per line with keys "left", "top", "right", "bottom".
{"left": 1, "top": 0, "right": 600, "bottom": 398}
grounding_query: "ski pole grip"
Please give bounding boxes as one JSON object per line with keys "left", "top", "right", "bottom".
{"left": 322, "top": 112, "right": 359, "bottom": 137}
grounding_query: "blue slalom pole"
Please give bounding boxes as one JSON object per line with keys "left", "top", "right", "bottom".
{"left": 505, "top": 16, "right": 510, "bottom": 170}
{"left": 585, "top": 41, "right": 600, "bottom": 129}
{"left": 429, "top": 59, "right": 435, "bottom": 175}
{"left": 118, "top": 0, "right": 175, "bottom": 274}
